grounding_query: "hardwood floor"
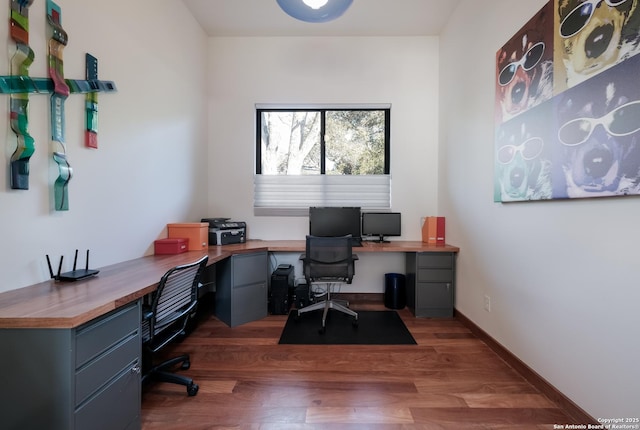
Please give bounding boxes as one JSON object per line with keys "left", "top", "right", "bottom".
{"left": 141, "top": 299, "right": 580, "bottom": 429}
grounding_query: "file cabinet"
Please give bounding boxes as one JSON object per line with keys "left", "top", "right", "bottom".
{"left": 1, "top": 301, "right": 141, "bottom": 430}
{"left": 215, "top": 251, "right": 268, "bottom": 327}
{"left": 405, "top": 252, "right": 455, "bottom": 317}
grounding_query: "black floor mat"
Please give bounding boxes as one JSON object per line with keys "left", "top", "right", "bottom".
{"left": 278, "top": 309, "right": 417, "bottom": 345}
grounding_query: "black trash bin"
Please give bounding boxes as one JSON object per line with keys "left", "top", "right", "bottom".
{"left": 384, "top": 273, "right": 406, "bottom": 309}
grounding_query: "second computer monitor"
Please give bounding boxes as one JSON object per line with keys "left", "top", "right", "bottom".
{"left": 361, "top": 212, "right": 401, "bottom": 243}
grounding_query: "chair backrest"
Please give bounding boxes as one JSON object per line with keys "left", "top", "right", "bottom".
{"left": 304, "top": 235, "right": 354, "bottom": 283}
{"left": 143, "top": 255, "right": 208, "bottom": 351}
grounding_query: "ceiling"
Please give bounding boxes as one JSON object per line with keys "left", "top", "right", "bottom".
{"left": 181, "top": 0, "right": 462, "bottom": 37}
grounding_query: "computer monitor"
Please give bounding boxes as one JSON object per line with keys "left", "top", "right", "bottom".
{"left": 309, "top": 207, "right": 362, "bottom": 244}
{"left": 361, "top": 212, "right": 401, "bottom": 243}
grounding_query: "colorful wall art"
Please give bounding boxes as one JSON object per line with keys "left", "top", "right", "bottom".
{"left": 47, "top": 0, "right": 71, "bottom": 211}
{"left": 9, "top": 0, "right": 35, "bottom": 190}
{"left": 2, "top": 0, "right": 117, "bottom": 211}
{"left": 85, "top": 53, "right": 99, "bottom": 149}
{"left": 494, "top": 0, "right": 640, "bottom": 202}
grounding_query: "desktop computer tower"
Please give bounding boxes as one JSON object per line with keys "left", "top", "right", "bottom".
{"left": 269, "top": 264, "right": 294, "bottom": 315}
{"left": 293, "top": 282, "right": 310, "bottom": 309}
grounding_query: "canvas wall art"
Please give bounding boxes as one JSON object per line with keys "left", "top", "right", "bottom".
{"left": 494, "top": 0, "right": 640, "bottom": 202}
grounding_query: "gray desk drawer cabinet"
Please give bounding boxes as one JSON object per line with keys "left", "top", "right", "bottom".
{"left": 75, "top": 302, "right": 140, "bottom": 430}
{"left": 0, "top": 301, "right": 141, "bottom": 430}
{"left": 406, "top": 252, "right": 455, "bottom": 317}
{"left": 75, "top": 361, "right": 140, "bottom": 430}
{"left": 215, "top": 251, "right": 268, "bottom": 327}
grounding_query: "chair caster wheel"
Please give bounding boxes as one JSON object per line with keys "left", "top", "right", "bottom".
{"left": 181, "top": 360, "right": 191, "bottom": 370}
{"left": 187, "top": 382, "right": 199, "bottom": 396}
{"left": 352, "top": 319, "right": 359, "bottom": 328}
{"left": 319, "top": 326, "right": 326, "bottom": 334}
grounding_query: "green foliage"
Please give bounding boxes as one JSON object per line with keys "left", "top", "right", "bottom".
{"left": 325, "top": 110, "right": 385, "bottom": 175}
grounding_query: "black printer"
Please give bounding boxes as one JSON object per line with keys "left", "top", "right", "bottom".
{"left": 201, "top": 218, "right": 246, "bottom": 245}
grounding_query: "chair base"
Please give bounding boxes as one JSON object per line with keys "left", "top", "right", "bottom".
{"left": 298, "top": 296, "right": 358, "bottom": 333}
{"left": 142, "top": 353, "right": 199, "bottom": 396}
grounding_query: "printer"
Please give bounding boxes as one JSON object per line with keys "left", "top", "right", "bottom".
{"left": 201, "top": 218, "right": 246, "bottom": 245}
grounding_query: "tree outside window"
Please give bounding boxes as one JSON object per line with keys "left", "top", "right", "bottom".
{"left": 257, "top": 108, "right": 389, "bottom": 176}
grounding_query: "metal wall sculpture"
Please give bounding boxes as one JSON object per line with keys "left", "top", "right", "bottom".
{"left": 8, "top": 0, "right": 35, "bottom": 190}
{"left": 2, "top": 0, "right": 117, "bottom": 211}
{"left": 47, "top": 0, "right": 71, "bottom": 211}
{"left": 85, "top": 53, "right": 99, "bottom": 148}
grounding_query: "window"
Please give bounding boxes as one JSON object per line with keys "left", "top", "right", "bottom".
{"left": 255, "top": 105, "right": 391, "bottom": 216}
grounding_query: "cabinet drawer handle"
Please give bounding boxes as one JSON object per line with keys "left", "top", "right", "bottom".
{"left": 131, "top": 365, "right": 141, "bottom": 375}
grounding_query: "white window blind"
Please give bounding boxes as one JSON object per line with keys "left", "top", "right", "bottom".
{"left": 254, "top": 174, "right": 391, "bottom": 216}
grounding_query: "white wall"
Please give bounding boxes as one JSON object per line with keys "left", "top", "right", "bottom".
{"left": 0, "top": 0, "right": 208, "bottom": 292}
{"left": 207, "top": 36, "right": 439, "bottom": 292}
{"left": 440, "top": 0, "right": 640, "bottom": 419}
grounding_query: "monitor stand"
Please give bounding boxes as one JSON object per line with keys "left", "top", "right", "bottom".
{"left": 373, "top": 235, "right": 390, "bottom": 243}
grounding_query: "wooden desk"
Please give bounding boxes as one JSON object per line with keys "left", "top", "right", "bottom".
{"left": 0, "top": 240, "right": 457, "bottom": 429}
{"left": 0, "top": 240, "right": 458, "bottom": 329}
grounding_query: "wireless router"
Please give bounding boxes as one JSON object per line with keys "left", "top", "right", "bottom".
{"left": 47, "top": 249, "right": 99, "bottom": 282}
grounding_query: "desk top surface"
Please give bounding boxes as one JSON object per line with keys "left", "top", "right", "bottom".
{"left": 0, "top": 240, "right": 458, "bottom": 329}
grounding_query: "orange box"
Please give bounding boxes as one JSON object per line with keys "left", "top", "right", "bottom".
{"left": 421, "top": 216, "right": 445, "bottom": 244}
{"left": 167, "top": 223, "right": 209, "bottom": 251}
{"left": 421, "top": 217, "right": 429, "bottom": 243}
{"left": 426, "top": 217, "right": 438, "bottom": 244}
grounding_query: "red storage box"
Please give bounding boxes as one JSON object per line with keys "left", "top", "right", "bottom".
{"left": 154, "top": 238, "right": 189, "bottom": 255}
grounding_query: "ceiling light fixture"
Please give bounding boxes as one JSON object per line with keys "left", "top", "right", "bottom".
{"left": 276, "top": 0, "right": 354, "bottom": 23}
{"left": 303, "top": 0, "right": 329, "bottom": 9}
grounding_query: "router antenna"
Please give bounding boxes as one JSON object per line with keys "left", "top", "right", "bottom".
{"left": 57, "top": 256, "right": 64, "bottom": 279}
{"left": 46, "top": 255, "right": 54, "bottom": 279}
{"left": 72, "top": 249, "right": 79, "bottom": 271}
{"left": 85, "top": 249, "right": 90, "bottom": 270}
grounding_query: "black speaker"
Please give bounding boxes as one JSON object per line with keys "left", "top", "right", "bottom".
{"left": 270, "top": 265, "right": 294, "bottom": 315}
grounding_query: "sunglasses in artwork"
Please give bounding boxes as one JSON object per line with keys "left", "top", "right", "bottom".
{"left": 498, "top": 42, "right": 545, "bottom": 86}
{"left": 559, "top": 0, "right": 630, "bottom": 38}
{"left": 497, "top": 137, "right": 545, "bottom": 164}
{"left": 558, "top": 100, "right": 640, "bottom": 146}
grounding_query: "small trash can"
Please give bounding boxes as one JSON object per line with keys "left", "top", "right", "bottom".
{"left": 384, "top": 273, "right": 406, "bottom": 309}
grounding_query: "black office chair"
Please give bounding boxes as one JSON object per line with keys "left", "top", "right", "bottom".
{"left": 141, "top": 255, "right": 208, "bottom": 396}
{"left": 298, "top": 235, "right": 358, "bottom": 333}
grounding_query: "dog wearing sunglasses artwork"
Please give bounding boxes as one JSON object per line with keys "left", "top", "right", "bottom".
{"left": 554, "top": 55, "right": 640, "bottom": 198}
{"left": 558, "top": 0, "right": 640, "bottom": 88}
{"left": 495, "top": 2, "right": 554, "bottom": 123}
{"left": 495, "top": 106, "right": 553, "bottom": 202}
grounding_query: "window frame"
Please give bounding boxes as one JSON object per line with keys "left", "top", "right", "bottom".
{"left": 255, "top": 105, "right": 391, "bottom": 175}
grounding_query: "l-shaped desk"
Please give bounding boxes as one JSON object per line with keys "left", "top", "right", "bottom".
{"left": 0, "top": 240, "right": 459, "bottom": 328}
{"left": 0, "top": 239, "right": 459, "bottom": 430}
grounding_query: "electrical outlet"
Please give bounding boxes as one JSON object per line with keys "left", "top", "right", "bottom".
{"left": 484, "top": 295, "right": 491, "bottom": 312}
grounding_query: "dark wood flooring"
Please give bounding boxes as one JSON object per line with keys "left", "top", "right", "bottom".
{"left": 141, "top": 299, "right": 580, "bottom": 429}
